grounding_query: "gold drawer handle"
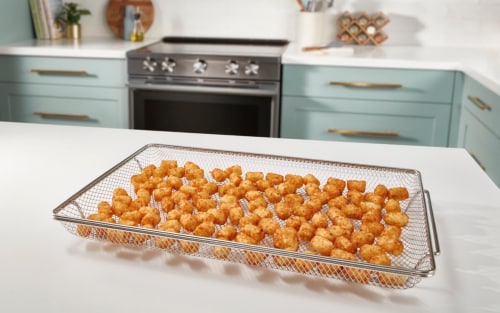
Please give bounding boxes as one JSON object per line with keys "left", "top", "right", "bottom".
{"left": 468, "top": 96, "right": 492, "bottom": 111}
{"left": 33, "top": 111, "right": 89, "bottom": 120}
{"left": 328, "top": 128, "right": 399, "bottom": 137}
{"left": 330, "top": 81, "right": 403, "bottom": 89}
{"left": 30, "top": 69, "right": 89, "bottom": 76}
{"left": 469, "top": 153, "right": 486, "bottom": 171}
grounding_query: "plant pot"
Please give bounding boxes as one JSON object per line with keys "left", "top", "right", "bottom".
{"left": 66, "top": 23, "right": 81, "bottom": 40}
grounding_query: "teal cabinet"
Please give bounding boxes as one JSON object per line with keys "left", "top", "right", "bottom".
{"left": 0, "top": 0, "right": 33, "bottom": 44}
{"left": 0, "top": 55, "right": 128, "bottom": 128}
{"left": 458, "top": 76, "right": 500, "bottom": 187}
{"left": 281, "top": 65, "right": 457, "bottom": 146}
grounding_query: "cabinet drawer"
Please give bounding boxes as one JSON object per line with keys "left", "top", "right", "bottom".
{"left": 462, "top": 76, "right": 500, "bottom": 137}
{"left": 1, "top": 83, "right": 128, "bottom": 128}
{"left": 281, "top": 96, "right": 451, "bottom": 146}
{"left": 0, "top": 56, "right": 126, "bottom": 87}
{"left": 283, "top": 65, "right": 456, "bottom": 104}
{"left": 458, "top": 108, "right": 500, "bottom": 187}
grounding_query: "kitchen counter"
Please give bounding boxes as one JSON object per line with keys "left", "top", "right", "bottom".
{"left": 283, "top": 44, "right": 500, "bottom": 96}
{"left": 0, "top": 37, "right": 159, "bottom": 59}
{"left": 1, "top": 121, "right": 499, "bottom": 313}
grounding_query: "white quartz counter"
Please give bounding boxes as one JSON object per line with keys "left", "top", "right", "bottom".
{"left": 0, "top": 122, "right": 499, "bottom": 313}
{"left": 0, "top": 37, "right": 159, "bottom": 59}
{"left": 283, "top": 44, "right": 500, "bottom": 96}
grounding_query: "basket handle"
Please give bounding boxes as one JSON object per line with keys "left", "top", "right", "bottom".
{"left": 424, "top": 190, "right": 441, "bottom": 256}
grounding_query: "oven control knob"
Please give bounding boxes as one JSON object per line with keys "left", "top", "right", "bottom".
{"left": 193, "top": 59, "right": 208, "bottom": 74}
{"left": 142, "top": 56, "right": 157, "bottom": 72}
{"left": 245, "top": 61, "right": 259, "bottom": 76}
{"left": 225, "top": 60, "right": 240, "bottom": 75}
{"left": 161, "top": 57, "right": 176, "bottom": 73}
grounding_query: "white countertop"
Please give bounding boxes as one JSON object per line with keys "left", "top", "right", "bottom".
{"left": 1, "top": 121, "right": 499, "bottom": 313}
{"left": 0, "top": 37, "right": 159, "bottom": 59}
{"left": 283, "top": 44, "right": 500, "bottom": 96}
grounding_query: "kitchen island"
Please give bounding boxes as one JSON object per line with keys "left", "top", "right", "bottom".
{"left": 0, "top": 121, "right": 499, "bottom": 313}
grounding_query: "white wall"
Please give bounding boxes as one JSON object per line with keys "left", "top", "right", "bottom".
{"left": 76, "top": 0, "right": 500, "bottom": 47}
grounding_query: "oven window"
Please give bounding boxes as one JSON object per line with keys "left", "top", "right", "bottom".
{"left": 133, "top": 90, "right": 273, "bottom": 137}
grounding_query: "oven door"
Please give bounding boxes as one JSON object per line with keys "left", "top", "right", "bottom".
{"left": 129, "top": 81, "right": 280, "bottom": 137}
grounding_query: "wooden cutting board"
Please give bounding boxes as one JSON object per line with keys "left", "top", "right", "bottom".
{"left": 106, "top": 0, "right": 155, "bottom": 38}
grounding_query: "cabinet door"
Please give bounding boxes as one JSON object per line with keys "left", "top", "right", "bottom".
{"left": 0, "top": 83, "right": 128, "bottom": 128}
{"left": 281, "top": 96, "right": 451, "bottom": 146}
{"left": 458, "top": 108, "right": 500, "bottom": 187}
{"left": 283, "top": 65, "right": 456, "bottom": 104}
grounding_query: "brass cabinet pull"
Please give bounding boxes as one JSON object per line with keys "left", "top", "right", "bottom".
{"left": 468, "top": 96, "right": 492, "bottom": 111}
{"left": 30, "top": 69, "right": 89, "bottom": 76}
{"left": 330, "top": 81, "right": 403, "bottom": 89}
{"left": 328, "top": 128, "right": 399, "bottom": 137}
{"left": 469, "top": 153, "right": 486, "bottom": 170}
{"left": 33, "top": 111, "right": 89, "bottom": 120}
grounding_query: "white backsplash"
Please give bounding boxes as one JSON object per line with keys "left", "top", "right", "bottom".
{"left": 76, "top": 0, "right": 500, "bottom": 47}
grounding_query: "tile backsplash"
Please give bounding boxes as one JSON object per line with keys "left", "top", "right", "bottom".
{"left": 77, "top": 0, "right": 499, "bottom": 47}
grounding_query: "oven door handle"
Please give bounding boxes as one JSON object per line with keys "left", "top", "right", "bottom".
{"left": 127, "top": 83, "right": 279, "bottom": 97}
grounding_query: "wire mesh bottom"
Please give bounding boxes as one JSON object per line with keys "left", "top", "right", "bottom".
{"left": 53, "top": 144, "right": 436, "bottom": 289}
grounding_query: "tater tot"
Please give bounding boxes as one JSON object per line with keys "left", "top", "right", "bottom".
{"left": 292, "top": 204, "right": 314, "bottom": 220}
{"left": 179, "top": 185, "right": 197, "bottom": 197}
{"left": 207, "top": 208, "right": 228, "bottom": 225}
{"left": 179, "top": 213, "right": 199, "bottom": 232}
{"left": 266, "top": 172, "right": 284, "bottom": 186}
{"left": 167, "top": 167, "right": 185, "bottom": 178}
{"left": 328, "top": 225, "right": 351, "bottom": 240}
{"left": 345, "top": 267, "right": 372, "bottom": 284}
{"left": 347, "top": 190, "right": 364, "bottom": 206}
{"left": 333, "top": 216, "right": 354, "bottom": 234}
{"left": 274, "top": 202, "right": 292, "bottom": 220}
{"left": 376, "top": 236, "right": 404, "bottom": 256}
{"left": 239, "top": 179, "right": 257, "bottom": 193}
{"left": 277, "top": 182, "right": 296, "bottom": 196}
{"left": 285, "top": 216, "right": 307, "bottom": 231}
{"left": 193, "top": 221, "right": 216, "bottom": 237}
{"left": 228, "top": 205, "right": 245, "bottom": 225}
{"left": 326, "top": 207, "right": 346, "bottom": 222}
{"left": 373, "top": 184, "right": 389, "bottom": 199}
{"left": 293, "top": 250, "right": 315, "bottom": 273}
{"left": 258, "top": 218, "right": 280, "bottom": 235}
{"left": 385, "top": 199, "right": 401, "bottom": 213}
{"left": 350, "top": 230, "right": 375, "bottom": 248}
{"left": 361, "top": 209, "right": 382, "bottom": 223}
{"left": 229, "top": 172, "right": 242, "bottom": 186}
{"left": 194, "top": 211, "right": 215, "bottom": 224}
{"left": 327, "top": 177, "right": 346, "bottom": 191}
{"left": 305, "top": 183, "right": 321, "bottom": 196}
{"left": 177, "top": 199, "right": 194, "bottom": 214}
{"left": 315, "top": 227, "right": 335, "bottom": 242}
{"left": 388, "top": 187, "right": 409, "bottom": 201}
{"left": 364, "top": 192, "right": 385, "bottom": 206}
{"left": 235, "top": 232, "right": 258, "bottom": 245}
{"left": 245, "top": 190, "right": 263, "bottom": 202}
{"left": 211, "top": 168, "right": 228, "bottom": 182}
{"left": 121, "top": 210, "right": 142, "bottom": 225}
{"left": 311, "top": 212, "right": 329, "bottom": 229}
{"left": 248, "top": 198, "right": 268, "bottom": 213}
{"left": 334, "top": 236, "right": 357, "bottom": 254}
{"left": 216, "top": 224, "right": 237, "bottom": 241}
{"left": 76, "top": 224, "right": 91, "bottom": 237}
{"left": 153, "top": 187, "right": 172, "bottom": 202}
{"left": 136, "top": 188, "right": 151, "bottom": 201}
{"left": 107, "top": 220, "right": 134, "bottom": 244}
{"left": 253, "top": 207, "right": 273, "bottom": 219}
{"left": 159, "top": 219, "right": 182, "bottom": 233}
{"left": 383, "top": 211, "right": 409, "bottom": 228}
{"left": 195, "top": 198, "right": 217, "bottom": 212}
{"left": 141, "top": 164, "right": 156, "bottom": 177}
{"left": 240, "top": 224, "right": 265, "bottom": 242}
{"left": 328, "top": 195, "right": 348, "bottom": 209}
{"left": 298, "top": 222, "right": 316, "bottom": 242}
{"left": 377, "top": 272, "right": 408, "bottom": 287}
{"left": 255, "top": 179, "right": 271, "bottom": 192}
{"left": 225, "top": 165, "right": 242, "bottom": 176}
{"left": 360, "top": 221, "right": 385, "bottom": 237}
{"left": 310, "top": 235, "right": 334, "bottom": 256}
{"left": 238, "top": 213, "right": 261, "bottom": 228}
{"left": 311, "top": 191, "right": 330, "bottom": 205}
{"left": 141, "top": 213, "right": 161, "bottom": 227}
{"left": 347, "top": 180, "right": 366, "bottom": 192}
{"left": 341, "top": 204, "right": 363, "bottom": 220}
{"left": 303, "top": 173, "right": 320, "bottom": 186}
{"left": 285, "top": 174, "right": 304, "bottom": 189}
{"left": 324, "top": 248, "right": 356, "bottom": 275}
{"left": 323, "top": 184, "right": 343, "bottom": 199}
{"left": 273, "top": 227, "right": 299, "bottom": 251}
{"left": 360, "top": 201, "right": 382, "bottom": 214}
{"left": 369, "top": 252, "right": 392, "bottom": 266}
{"left": 246, "top": 171, "right": 264, "bottom": 182}
{"left": 97, "top": 201, "right": 113, "bottom": 216}
{"left": 304, "top": 198, "right": 323, "bottom": 213}
{"left": 380, "top": 225, "right": 402, "bottom": 239}
{"left": 264, "top": 187, "right": 282, "bottom": 203}
{"left": 284, "top": 193, "right": 304, "bottom": 206}
{"left": 190, "top": 177, "right": 209, "bottom": 189}
{"left": 272, "top": 248, "right": 295, "bottom": 267}
{"left": 171, "top": 191, "right": 189, "bottom": 204}
{"left": 166, "top": 176, "right": 183, "bottom": 190}
{"left": 199, "top": 182, "right": 218, "bottom": 195}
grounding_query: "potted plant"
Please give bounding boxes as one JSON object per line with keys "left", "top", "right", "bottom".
{"left": 56, "top": 2, "right": 91, "bottom": 40}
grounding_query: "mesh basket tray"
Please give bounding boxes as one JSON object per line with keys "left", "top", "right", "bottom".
{"left": 53, "top": 144, "right": 439, "bottom": 289}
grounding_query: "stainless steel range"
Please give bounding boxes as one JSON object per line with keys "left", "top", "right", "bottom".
{"left": 127, "top": 37, "right": 289, "bottom": 137}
